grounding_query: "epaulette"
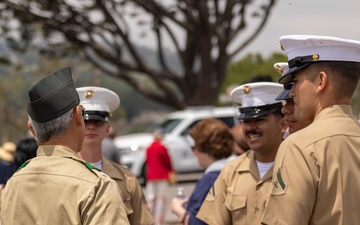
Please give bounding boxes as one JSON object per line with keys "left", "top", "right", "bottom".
{"left": 70, "top": 157, "right": 102, "bottom": 173}
{"left": 84, "top": 161, "right": 101, "bottom": 172}
{"left": 19, "top": 160, "right": 31, "bottom": 170}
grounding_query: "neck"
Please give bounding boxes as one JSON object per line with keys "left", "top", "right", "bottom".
{"left": 254, "top": 152, "right": 275, "bottom": 163}
{"left": 78, "top": 143, "right": 103, "bottom": 162}
{"left": 39, "top": 132, "right": 81, "bottom": 153}
{"left": 253, "top": 139, "right": 283, "bottom": 163}
{"left": 203, "top": 156, "right": 216, "bottom": 169}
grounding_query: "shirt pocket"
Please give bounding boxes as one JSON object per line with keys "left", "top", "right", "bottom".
{"left": 224, "top": 194, "right": 247, "bottom": 216}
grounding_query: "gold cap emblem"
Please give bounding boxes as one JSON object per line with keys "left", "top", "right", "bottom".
{"left": 312, "top": 54, "right": 319, "bottom": 60}
{"left": 243, "top": 85, "right": 251, "bottom": 94}
{"left": 275, "top": 64, "right": 284, "bottom": 75}
{"left": 85, "top": 90, "right": 95, "bottom": 99}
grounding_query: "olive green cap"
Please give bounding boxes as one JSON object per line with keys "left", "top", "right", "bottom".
{"left": 27, "top": 67, "right": 80, "bottom": 123}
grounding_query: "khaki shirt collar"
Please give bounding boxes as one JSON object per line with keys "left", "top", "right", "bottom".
{"left": 102, "top": 157, "right": 125, "bottom": 181}
{"left": 236, "top": 151, "right": 260, "bottom": 179}
{"left": 236, "top": 150, "right": 273, "bottom": 182}
{"left": 314, "top": 105, "right": 354, "bottom": 122}
{"left": 36, "top": 145, "right": 80, "bottom": 159}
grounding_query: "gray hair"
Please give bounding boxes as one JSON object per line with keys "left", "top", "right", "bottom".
{"left": 29, "top": 108, "right": 74, "bottom": 143}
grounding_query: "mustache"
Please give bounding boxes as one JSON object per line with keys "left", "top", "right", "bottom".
{"left": 245, "top": 130, "right": 261, "bottom": 136}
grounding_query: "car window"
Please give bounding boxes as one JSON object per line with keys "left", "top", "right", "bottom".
{"left": 146, "top": 119, "right": 182, "bottom": 134}
{"left": 218, "top": 116, "right": 236, "bottom": 128}
{"left": 180, "top": 116, "right": 235, "bottom": 136}
{"left": 180, "top": 120, "right": 201, "bottom": 136}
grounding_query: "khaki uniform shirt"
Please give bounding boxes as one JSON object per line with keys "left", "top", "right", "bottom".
{"left": 197, "top": 151, "right": 273, "bottom": 225}
{"left": 0, "top": 145, "right": 130, "bottom": 225}
{"left": 261, "top": 105, "right": 360, "bottom": 225}
{"left": 102, "top": 157, "right": 154, "bottom": 225}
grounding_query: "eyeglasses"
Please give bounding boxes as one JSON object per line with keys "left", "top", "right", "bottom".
{"left": 78, "top": 105, "right": 85, "bottom": 117}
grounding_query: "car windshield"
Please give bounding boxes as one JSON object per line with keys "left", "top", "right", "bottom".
{"left": 146, "top": 119, "right": 182, "bottom": 134}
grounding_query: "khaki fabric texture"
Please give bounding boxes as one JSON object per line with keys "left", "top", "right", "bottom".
{"left": 102, "top": 157, "right": 154, "bottom": 225}
{"left": 262, "top": 105, "right": 360, "bottom": 225}
{"left": 197, "top": 151, "right": 273, "bottom": 225}
{"left": 0, "top": 145, "right": 129, "bottom": 225}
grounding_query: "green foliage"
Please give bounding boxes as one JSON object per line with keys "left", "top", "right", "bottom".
{"left": 0, "top": 43, "right": 170, "bottom": 142}
{"left": 222, "top": 52, "right": 288, "bottom": 91}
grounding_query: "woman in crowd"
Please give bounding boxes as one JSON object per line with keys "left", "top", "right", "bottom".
{"left": 170, "top": 118, "right": 234, "bottom": 225}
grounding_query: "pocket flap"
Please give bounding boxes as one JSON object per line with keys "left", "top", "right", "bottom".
{"left": 224, "top": 195, "right": 246, "bottom": 211}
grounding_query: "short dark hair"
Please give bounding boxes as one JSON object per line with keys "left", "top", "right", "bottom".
{"left": 248, "top": 75, "right": 274, "bottom": 83}
{"left": 14, "top": 137, "right": 38, "bottom": 169}
{"left": 306, "top": 61, "right": 360, "bottom": 99}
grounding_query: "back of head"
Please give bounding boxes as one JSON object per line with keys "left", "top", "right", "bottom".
{"left": 248, "top": 75, "right": 273, "bottom": 83}
{"left": 189, "top": 119, "right": 234, "bottom": 160}
{"left": 153, "top": 129, "right": 165, "bottom": 141}
{"left": 27, "top": 68, "right": 80, "bottom": 143}
{"left": 14, "top": 138, "right": 38, "bottom": 169}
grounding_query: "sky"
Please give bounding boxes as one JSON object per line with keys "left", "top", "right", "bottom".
{"left": 130, "top": 0, "right": 360, "bottom": 62}
{"left": 237, "top": 0, "right": 360, "bottom": 59}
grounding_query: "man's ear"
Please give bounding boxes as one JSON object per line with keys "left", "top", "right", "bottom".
{"left": 105, "top": 123, "right": 110, "bottom": 136}
{"left": 74, "top": 106, "right": 84, "bottom": 126}
{"left": 317, "top": 71, "right": 328, "bottom": 92}
{"left": 27, "top": 121, "right": 36, "bottom": 136}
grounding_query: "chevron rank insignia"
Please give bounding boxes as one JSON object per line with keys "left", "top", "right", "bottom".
{"left": 271, "top": 167, "right": 287, "bottom": 195}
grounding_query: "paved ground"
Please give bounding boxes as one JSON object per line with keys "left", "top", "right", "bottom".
{"left": 163, "top": 183, "right": 196, "bottom": 224}
{"left": 143, "top": 173, "right": 200, "bottom": 225}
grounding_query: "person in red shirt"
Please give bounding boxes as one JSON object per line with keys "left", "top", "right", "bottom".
{"left": 145, "top": 129, "right": 174, "bottom": 224}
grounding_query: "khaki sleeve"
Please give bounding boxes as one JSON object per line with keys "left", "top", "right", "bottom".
{"left": 82, "top": 175, "right": 130, "bottom": 225}
{"left": 127, "top": 176, "right": 154, "bottom": 225}
{"left": 261, "top": 141, "right": 316, "bottom": 225}
{"left": 197, "top": 169, "right": 232, "bottom": 225}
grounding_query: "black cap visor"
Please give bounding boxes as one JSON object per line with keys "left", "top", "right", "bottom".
{"left": 275, "top": 89, "right": 290, "bottom": 100}
{"left": 84, "top": 111, "right": 109, "bottom": 122}
{"left": 278, "top": 63, "right": 310, "bottom": 84}
{"left": 279, "top": 54, "right": 322, "bottom": 84}
{"left": 238, "top": 102, "right": 283, "bottom": 120}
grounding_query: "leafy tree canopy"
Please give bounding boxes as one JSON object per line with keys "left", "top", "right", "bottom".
{"left": 0, "top": 0, "right": 277, "bottom": 109}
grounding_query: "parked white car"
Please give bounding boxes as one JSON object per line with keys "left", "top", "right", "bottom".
{"left": 114, "top": 106, "right": 239, "bottom": 185}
